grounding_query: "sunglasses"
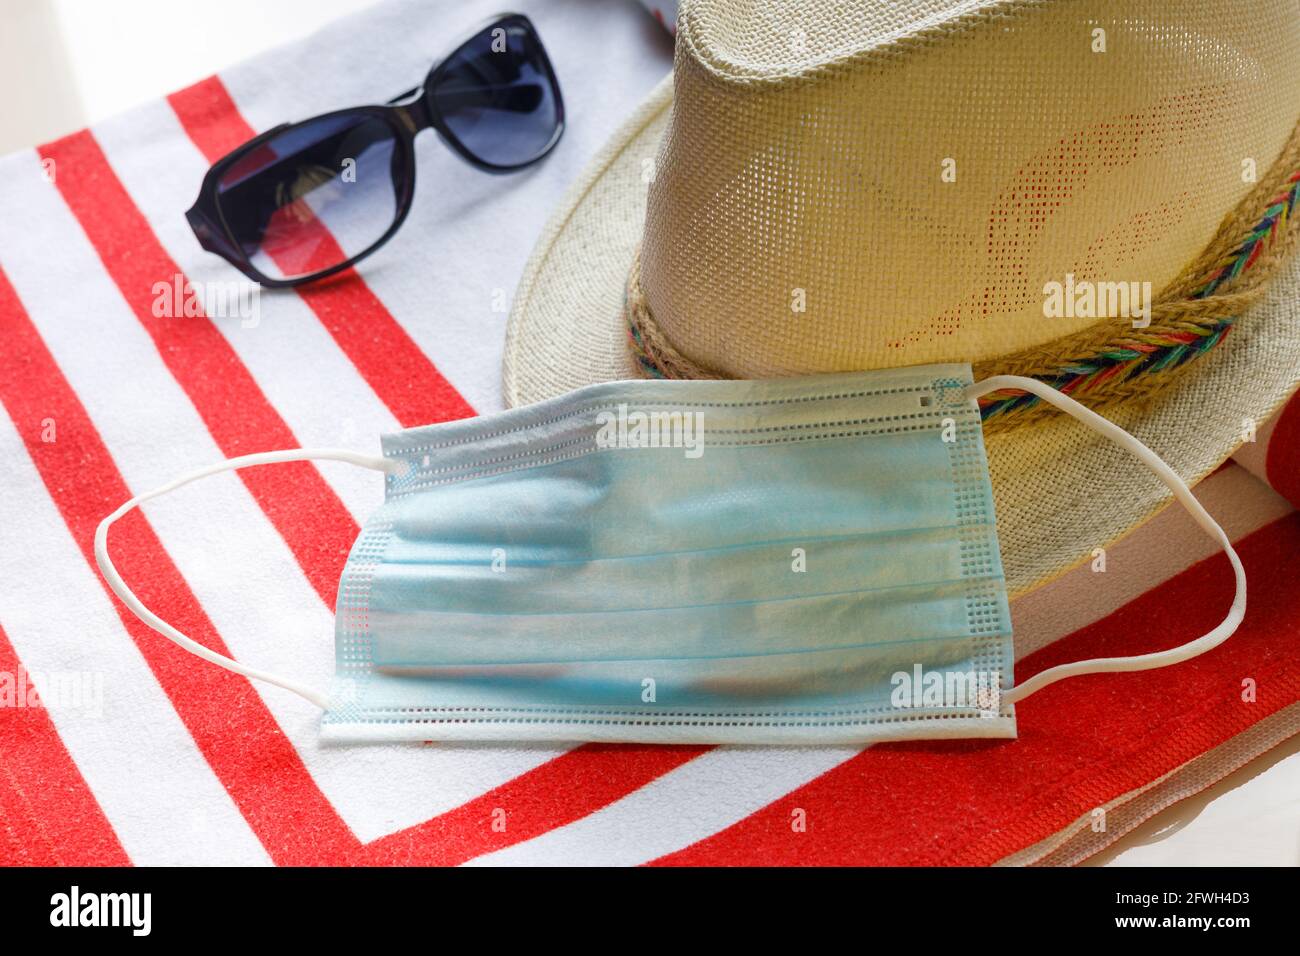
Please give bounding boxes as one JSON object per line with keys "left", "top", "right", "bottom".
{"left": 186, "top": 13, "right": 564, "bottom": 288}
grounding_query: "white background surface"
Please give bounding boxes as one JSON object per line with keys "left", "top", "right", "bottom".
{"left": 1, "top": 0, "right": 1296, "bottom": 867}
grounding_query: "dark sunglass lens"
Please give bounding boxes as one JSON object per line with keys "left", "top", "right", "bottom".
{"left": 432, "top": 19, "right": 560, "bottom": 167}
{"left": 215, "top": 113, "right": 402, "bottom": 281}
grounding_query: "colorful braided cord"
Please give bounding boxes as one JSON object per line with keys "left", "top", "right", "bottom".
{"left": 979, "top": 169, "right": 1300, "bottom": 420}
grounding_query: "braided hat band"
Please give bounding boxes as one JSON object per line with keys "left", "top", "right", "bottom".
{"left": 626, "top": 117, "right": 1300, "bottom": 432}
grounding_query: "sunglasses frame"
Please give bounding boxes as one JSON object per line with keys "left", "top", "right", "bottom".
{"left": 185, "top": 12, "right": 564, "bottom": 289}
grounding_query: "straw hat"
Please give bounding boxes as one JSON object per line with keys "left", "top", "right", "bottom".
{"left": 505, "top": 0, "right": 1300, "bottom": 596}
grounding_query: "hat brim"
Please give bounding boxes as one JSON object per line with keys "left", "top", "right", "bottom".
{"left": 504, "top": 75, "right": 1300, "bottom": 597}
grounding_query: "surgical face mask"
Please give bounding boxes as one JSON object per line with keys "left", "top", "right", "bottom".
{"left": 96, "top": 364, "right": 1244, "bottom": 745}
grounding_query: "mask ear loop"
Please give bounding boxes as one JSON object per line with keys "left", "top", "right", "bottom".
{"left": 94, "top": 448, "right": 403, "bottom": 710}
{"left": 966, "top": 375, "right": 1247, "bottom": 706}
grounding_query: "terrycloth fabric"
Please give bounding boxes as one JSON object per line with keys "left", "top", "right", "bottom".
{"left": 0, "top": 0, "right": 1297, "bottom": 866}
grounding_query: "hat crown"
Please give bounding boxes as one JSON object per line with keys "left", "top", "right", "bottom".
{"left": 641, "top": 0, "right": 1300, "bottom": 376}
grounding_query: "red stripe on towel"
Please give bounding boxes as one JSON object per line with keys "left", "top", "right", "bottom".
{"left": 359, "top": 744, "right": 706, "bottom": 865}
{"left": 0, "top": 622, "right": 130, "bottom": 866}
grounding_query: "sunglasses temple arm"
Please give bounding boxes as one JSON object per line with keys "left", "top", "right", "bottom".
{"left": 386, "top": 86, "right": 421, "bottom": 105}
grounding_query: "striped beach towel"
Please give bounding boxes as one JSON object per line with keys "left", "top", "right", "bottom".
{"left": 1, "top": 0, "right": 1297, "bottom": 866}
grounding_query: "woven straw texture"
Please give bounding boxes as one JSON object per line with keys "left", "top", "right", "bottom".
{"left": 644, "top": 0, "right": 1300, "bottom": 377}
{"left": 504, "top": 0, "right": 1300, "bottom": 595}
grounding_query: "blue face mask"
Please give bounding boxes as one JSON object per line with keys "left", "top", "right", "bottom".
{"left": 96, "top": 363, "right": 1244, "bottom": 745}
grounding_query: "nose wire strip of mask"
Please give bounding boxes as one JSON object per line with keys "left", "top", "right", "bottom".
{"left": 965, "top": 375, "right": 1247, "bottom": 705}
{"left": 94, "top": 448, "right": 404, "bottom": 710}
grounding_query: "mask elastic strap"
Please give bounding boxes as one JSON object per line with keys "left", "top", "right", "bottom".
{"left": 965, "top": 375, "right": 1247, "bottom": 706}
{"left": 94, "top": 448, "right": 402, "bottom": 709}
